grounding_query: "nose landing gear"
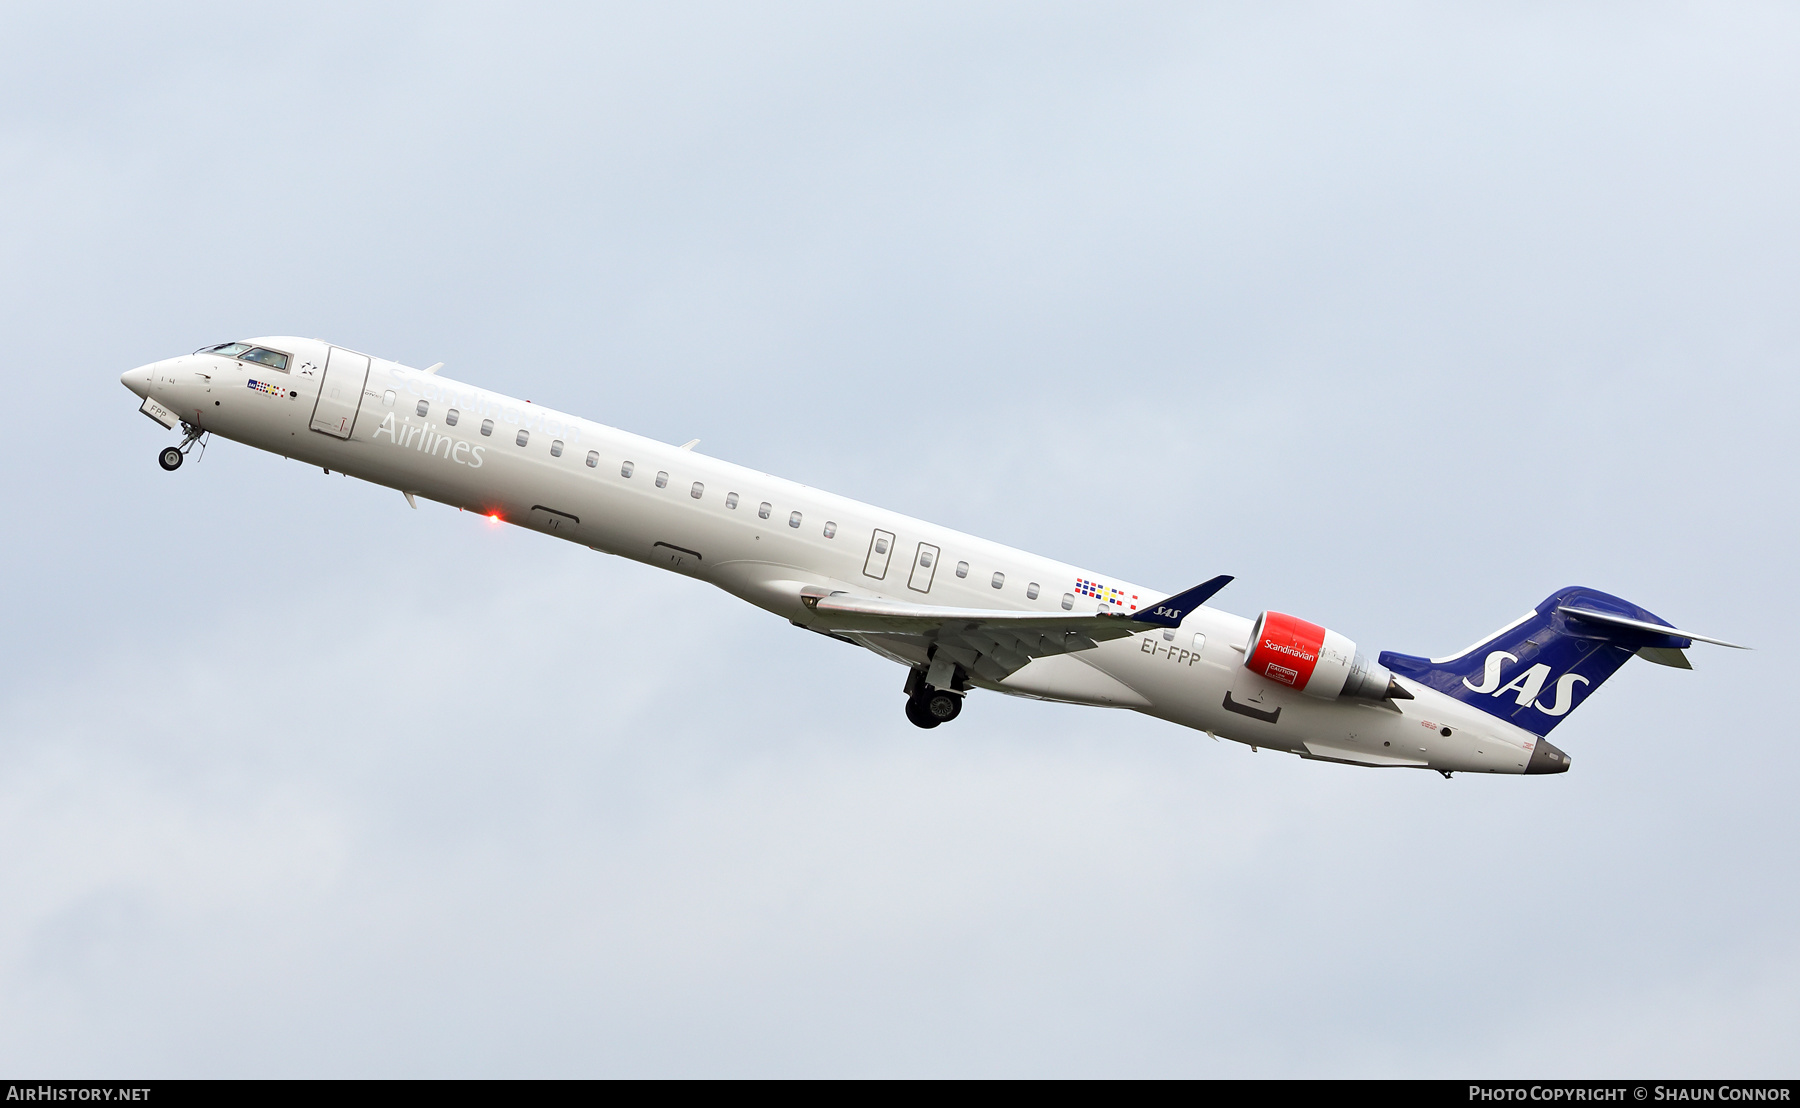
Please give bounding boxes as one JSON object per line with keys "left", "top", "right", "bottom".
{"left": 157, "top": 423, "right": 207, "bottom": 471}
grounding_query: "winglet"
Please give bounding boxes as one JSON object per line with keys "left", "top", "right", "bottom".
{"left": 1131, "top": 575, "right": 1233, "bottom": 628}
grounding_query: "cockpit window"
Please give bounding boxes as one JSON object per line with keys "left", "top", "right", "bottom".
{"left": 199, "top": 342, "right": 251, "bottom": 357}
{"left": 241, "top": 348, "right": 289, "bottom": 371}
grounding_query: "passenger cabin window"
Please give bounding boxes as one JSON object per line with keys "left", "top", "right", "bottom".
{"left": 416, "top": 400, "right": 429, "bottom": 417}
{"left": 691, "top": 481, "right": 704, "bottom": 499}
{"left": 725, "top": 493, "right": 739, "bottom": 509}
{"left": 480, "top": 419, "right": 494, "bottom": 437}
{"left": 550, "top": 440, "right": 564, "bottom": 458}
{"left": 585, "top": 450, "right": 598, "bottom": 468}
{"left": 1026, "top": 582, "right": 1039, "bottom": 600}
{"left": 242, "top": 348, "right": 289, "bottom": 371}
{"left": 920, "top": 550, "right": 934, "bottom": 568}
{"left": 516, "top": 429, "right": 530, "bottom": 447}
{"left": 788, "top": 511, "right": 802, "bottom": 528}
{"left": 445, "top": 409, "right": 459, "bottom": 427}
{"left": 955, "top": 561, "right": 969, "bottom": 579}
{"left": 758, "top": 502, "right": 771, "bottom": 519}
{"left": 874, "top": 536, "right": 888, "bottom": 554}
{"left": 1193, "top": 633, "right": 1207, "bottom": 652}
{"left": 383, "top": 391, "right": 396, "bottom": 407}
{"left": 621, "top": 461, "right": 634, "bottom": 477}
{"left": 1061, "top": 593, "right": 1074, "bottom": 610}
{"left": 823, "top": 521, "right": 837, "bottom": 538}
{"left": 1163, "top": 629, "right": 1175, "bottom": 642}
{"left": 200, "top": 342, "right": 251, "bottom": 358}
{"left": 655, "top": 471, "right": 668, "bottom": 488}
{"left": 991, "top": 572, "right": 1005, "bottom": 589}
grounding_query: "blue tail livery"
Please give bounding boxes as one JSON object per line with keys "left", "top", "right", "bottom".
{"left": 1378, "top": 587, "right": 1747, "bottom": 735}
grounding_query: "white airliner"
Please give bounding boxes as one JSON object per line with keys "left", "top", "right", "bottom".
{"left": 121, "top": 338, "right": 1745, "bottom": 776}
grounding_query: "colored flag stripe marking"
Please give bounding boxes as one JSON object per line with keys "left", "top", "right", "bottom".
{"left": 1073, "top": 579, "right": 1140, "bottom": 609}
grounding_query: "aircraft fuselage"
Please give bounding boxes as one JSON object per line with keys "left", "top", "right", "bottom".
{"left": 121, "top": 337, "right": 1560, "bottom": 776}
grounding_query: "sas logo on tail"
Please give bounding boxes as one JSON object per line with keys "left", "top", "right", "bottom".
{"left": 1463, "top": 651, "right": 1589, "bottom": 717}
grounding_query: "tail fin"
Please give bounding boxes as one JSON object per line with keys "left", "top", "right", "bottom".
{"left": 1377, "top": 587, "right": 1741, "bottom": 736}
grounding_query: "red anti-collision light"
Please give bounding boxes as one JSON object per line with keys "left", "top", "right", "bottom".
{"left": 1245, "top": 611, "right": 1327, "bottom": 691}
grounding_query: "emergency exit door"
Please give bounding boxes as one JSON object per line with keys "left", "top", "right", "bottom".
{"left": 863, "top": 529, "right": 896, "bottom": 580}
{"left": 908, "top": 543, "right": 940, "bottom": 593}
{"left": 310, "top": 347, "right": 370, "bottom": 439}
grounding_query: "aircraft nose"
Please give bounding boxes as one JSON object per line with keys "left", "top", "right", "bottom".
{"left": 120, "top": 363, "right": 154, "bottom": 399}
{"left": 1525, "top": 738, "right": 1572, "bottom": 775}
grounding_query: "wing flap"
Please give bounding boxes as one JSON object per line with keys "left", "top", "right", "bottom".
{"left": 800, "top": 575, "right": 1229, "bottom": 684}
{"left": 800, "top": 588, "right": 1149, "bottom": 683}
{"left": 804, "top": 591, "right": 1146, "bottom": 642}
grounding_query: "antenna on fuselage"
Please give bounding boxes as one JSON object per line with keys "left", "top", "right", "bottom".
{"left": 422, "top": 362, "right": 444, "bottom": 375}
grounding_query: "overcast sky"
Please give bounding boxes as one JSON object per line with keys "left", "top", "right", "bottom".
{"left": 1, "top": 2, "right": 1796, "bottom": 1077}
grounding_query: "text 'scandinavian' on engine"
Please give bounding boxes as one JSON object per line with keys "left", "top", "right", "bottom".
{"left": 121, "top": 339, "right": 1746, "bottom": 775}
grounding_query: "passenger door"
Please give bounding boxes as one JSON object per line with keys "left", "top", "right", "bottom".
{"left": 310, "top": 347, "right": 370, "bottom": 439}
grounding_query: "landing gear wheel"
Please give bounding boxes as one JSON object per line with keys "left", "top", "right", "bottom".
{"left": 158, "top": 446, "right": 184, "bottom": 471}
{"left": 904, "top": 697, "right": 940, "bottom": 729}
{"left": 924, "top": 689, "right": 962, "bottom": 723}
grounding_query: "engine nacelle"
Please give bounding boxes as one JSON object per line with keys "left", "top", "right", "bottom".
{"left": 1243, "top": 611, "right": 1406, "bottom": 701}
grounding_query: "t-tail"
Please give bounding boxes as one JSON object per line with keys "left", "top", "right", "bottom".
{"left": 1378, "top": 586, "right": 1747, "bottom": 736}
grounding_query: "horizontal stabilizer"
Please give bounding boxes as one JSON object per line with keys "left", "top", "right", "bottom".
{"left": 1131, "top": 575, "right": 1234, "bottom": 628}
{"left": 1556, "top": 606, "right": 1749, "bottom": 650}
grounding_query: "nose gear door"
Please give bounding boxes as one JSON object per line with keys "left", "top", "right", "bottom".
{"left": 310, "top": 347, "right": 370, "bottom": 439}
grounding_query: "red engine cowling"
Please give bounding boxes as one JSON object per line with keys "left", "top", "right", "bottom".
{"left": 1244, "top": 611, "right": 1405, "bottom": 700}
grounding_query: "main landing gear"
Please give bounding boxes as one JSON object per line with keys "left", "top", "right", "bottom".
{"left": 158, "top": 424, "right": 207, "bottom": 471}
{"left": 903, "top": 664, "right": 966, "bottom": 729}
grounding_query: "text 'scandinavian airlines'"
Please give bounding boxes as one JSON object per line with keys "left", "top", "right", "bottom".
{"left": 122, "top": 339, "right": 1745, "bottom": 776}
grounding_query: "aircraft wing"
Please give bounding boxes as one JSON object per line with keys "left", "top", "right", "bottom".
{"left": 799, "top": 575, "right": 1231, "bottom": 684}
{"left": 802, "top": 591, "right": 1142, "bottom": 682}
